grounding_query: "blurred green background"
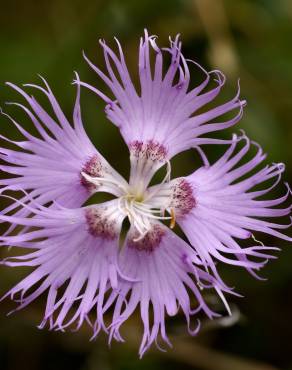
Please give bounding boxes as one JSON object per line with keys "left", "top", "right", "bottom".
{"left": 0, "top": 0, "right": 292, "bottom": 369}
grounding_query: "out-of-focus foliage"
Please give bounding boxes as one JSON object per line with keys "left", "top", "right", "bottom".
{"left": 0, "top": 0, "right": 291, "bottom": 369}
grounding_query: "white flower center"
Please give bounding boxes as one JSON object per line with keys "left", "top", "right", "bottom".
{"left": 81, "top": 142, "right": 196, "bottom": 242}
{"left": 81, "top": 160, "right": 175, "bottom": 240}
{"left": 118, "top": 194, "right": 172, "bottom": 241}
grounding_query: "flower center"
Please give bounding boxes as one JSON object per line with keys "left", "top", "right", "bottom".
{"left": 81, "top": 160, "right": 175, "bottom": 241}
{"left": 81, "top": 145, "right": 196, "bottom": 242}
{"left": 118, "top": 193, "right": 173, "bottom": 241}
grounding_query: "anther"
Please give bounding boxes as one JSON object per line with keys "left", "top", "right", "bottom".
{"left": 170, "top": 208, "right": 176, "bottom": 229}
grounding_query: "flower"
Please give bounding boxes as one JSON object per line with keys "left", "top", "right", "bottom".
{"left": 0, "top": 31, "right": 290, "bottom": 357}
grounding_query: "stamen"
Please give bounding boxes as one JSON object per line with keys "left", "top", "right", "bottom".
{"left": 82, "top": 150, "right": 178, "bottom": 242}
{"left": 118, "top": 194, "right": 172, "bottom": 240}
{"left": 132, "top": 204, "right": 171, "bottom": 220}
{"left": 133, "top": 202, "right": 165, "bottom": 214}
{"left": 170, "top": 208, "right": 176, "bottom": 229}
{"left": 81, "top": 172, "right": 128, "bottom": 194}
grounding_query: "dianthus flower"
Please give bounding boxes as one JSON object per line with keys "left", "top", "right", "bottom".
{"left": 0, "top": 31, "right": 290, "bottom": 357}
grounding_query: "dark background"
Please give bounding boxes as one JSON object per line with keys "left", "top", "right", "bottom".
{"left": 0, "top": 0, "right": 292, "bottom": 369}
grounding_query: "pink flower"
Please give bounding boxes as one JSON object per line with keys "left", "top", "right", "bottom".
{"left": 0, "top": 31, "right": 290, "bottom": 357}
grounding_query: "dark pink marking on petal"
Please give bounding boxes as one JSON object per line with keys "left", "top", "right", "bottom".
{"left": 81, "top": 154, "right": 103, "bottom": 191}
{"left": 170, "top": 179, "right": 196, "bottom": 216}
{"left": 127, "top": 224, "right": 165, "bottom": 253}
{"left": 85, "top": 208, "right": 117, "bottom": 240}
{"left": 129, "top": 140, "right": 167, "bottom": 162}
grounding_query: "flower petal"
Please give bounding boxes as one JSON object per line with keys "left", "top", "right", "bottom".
{"left": 0, "top": 75, "right": 127, "bottom": 231}
{"left": 106, "top": 223, "right": 233, "bottom": 357}
{"left": 0, "top": 199, "right": 128, "bottom": 335}
{"left": 176, "top": 134, "right": 291, "bottom": 279}
{"left": 78, "top": 30, "right": 245, "bottom": 163}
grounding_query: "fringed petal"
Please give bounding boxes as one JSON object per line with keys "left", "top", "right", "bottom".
{"left": 77, "top": 29, "right": 246, "bottom": 162}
